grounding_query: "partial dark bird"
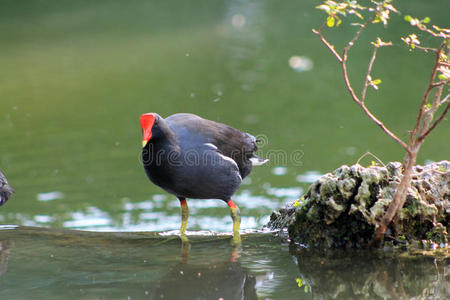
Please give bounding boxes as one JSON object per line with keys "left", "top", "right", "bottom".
{"left": 140, "top": 113, "right": 267, "bottom": 242}
{"left": 0, "top": 171, "right": 14, "bottom": 206}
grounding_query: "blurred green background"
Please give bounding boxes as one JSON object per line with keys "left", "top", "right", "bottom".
{"left": 0, "top": 0, "right": 448, "bottom": 232}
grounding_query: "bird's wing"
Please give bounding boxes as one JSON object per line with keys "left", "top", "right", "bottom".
{"left": 166, "top": 113, "right": 260, "bottom": 178}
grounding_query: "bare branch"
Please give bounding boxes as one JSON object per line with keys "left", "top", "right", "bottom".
{"left": 431, "top": 79, "right": 450, "bottom": 87}
{"left": 360, "top": 102, "right": 409, "bottom": 150}
{"left": 312, "top": 19, "right": 409, "bottom": 151}
{"left": 340, "top": 62, "right": 409, "bottom": 150}
{"left": 412, "top": 45, "right": 439, "bottom": 53}
{"left": 423, "top": 27, "right": 448, "bottom": 38}
{"left": 312, "top": 28, "right": 343, "bottom": 63}
{"left": 361, "top": 46, "right": 379, "bottom": 102}
{"left": 410, "top": 42, "right": 445, "bottom": 144}
{"left": 419, "top": 85, "right": 444, "bottom": 137}
{"left": 419, "top": 102, "right": 450, "bottom": 141}
{"left": 344, "top": 17, "right": 373, "bottom": 52}
{"left": 440, "top": 93, "right": 450, "bottom": 105}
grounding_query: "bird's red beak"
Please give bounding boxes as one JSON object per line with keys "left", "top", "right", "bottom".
{"left": 140, "top": 113, "right": 156, "bottom": 147}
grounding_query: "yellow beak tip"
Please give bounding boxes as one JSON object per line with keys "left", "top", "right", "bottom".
{"left": 142, "top": 140, "right": 148, "bottom": 147}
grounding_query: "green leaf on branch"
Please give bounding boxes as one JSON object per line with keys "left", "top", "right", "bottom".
{"left": 327, "top": 16, "right": 336, "bottom": 27}
{"left": 316, "top": 1, "right": 367, "bottom": 27}
{"left": 422, "top": 17, "right": 430, "bottom": 24}
{"left": 372, "top": 79, "right": 382, "bottom": 85}
{"left": 368, "top": 75, "right": 382, "bottom": 90}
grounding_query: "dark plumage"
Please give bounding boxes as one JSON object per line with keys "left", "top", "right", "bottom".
{"left": 140, "top": 113, "right": 267, "bottom": 241}
{"left": 0, "top": 171, "right": 14, "bottom": 206}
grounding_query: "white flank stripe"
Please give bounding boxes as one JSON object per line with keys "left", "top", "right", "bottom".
{"left": 218, "top": 153, "right": 239, "bottom": 169}
{"left": 204, "top": 143, "right": 218, "bottom": 150}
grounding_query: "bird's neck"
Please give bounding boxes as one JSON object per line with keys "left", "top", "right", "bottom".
{"left": 156, "top": 119, "right": 179, "bottom": 151}
{"left": 142, "top": 122, "right": 180, "bottom": 168}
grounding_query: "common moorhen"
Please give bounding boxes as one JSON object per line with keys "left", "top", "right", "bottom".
{"left": 140, "top": 113, "right": 267, "bottom": 241}
{"left": 0, "top": 171, "right": 14, "bottom": 207}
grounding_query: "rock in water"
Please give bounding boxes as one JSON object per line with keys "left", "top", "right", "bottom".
{"left": 268, "top": 161, "right": 449, "bottom": 248}
{"left": 0, "top": 171, "right": 14, "bottom": 206}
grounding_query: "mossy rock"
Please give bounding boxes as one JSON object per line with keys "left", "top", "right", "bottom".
{"left": 268, "top": 161, "right": 449, "bottom": 249}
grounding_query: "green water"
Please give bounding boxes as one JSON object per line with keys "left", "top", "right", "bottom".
{"left": 0, "top": 226, "right": 448, "bottom": 299}
{"left": 0, "top": 0, "right": 449, "bottom": 298}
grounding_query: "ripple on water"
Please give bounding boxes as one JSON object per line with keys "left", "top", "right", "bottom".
{"left": 60, "top": 188, "right": 293, "bottom": 232}
{"left": 296, "top": 170, "right": 323, "bottom": 183}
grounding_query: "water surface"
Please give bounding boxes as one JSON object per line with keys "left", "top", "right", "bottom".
{"left": 0, "top": 226, "right": 448, "bottom": 299}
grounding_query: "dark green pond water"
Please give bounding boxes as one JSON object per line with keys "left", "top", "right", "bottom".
{"left": 0, "top": 226, "right": 448, "bottom": 299}
{"left": 0, "top": 0, "right": 449, "bottom": 298}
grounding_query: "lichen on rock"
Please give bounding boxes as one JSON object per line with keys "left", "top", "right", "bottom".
{"left": 268, "top": 161, "right": 449, "bottom": 249}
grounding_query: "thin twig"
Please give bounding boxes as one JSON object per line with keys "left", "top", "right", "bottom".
{"left": 419, "top": 102, "right": 450, "bottom": 141}
{"left": 440, "top": 93, "right": 450, "bottom": 105}
{"left": 312, "top": 28, "right": 343, "bottom": 63}
{"left": 419, "top": 85, "right": 444, "bottom": 137}
{"left": 345, "top": 17, "right": 373, "bottom": 52}
{"left": 356, "top": 151, "right": 386, "bottom": 167}
{"left": 431, "top": 79, "right": 450, "bottom": 88}
{"left": 361, "top": 46, "right": 379, "bottom": 102}
{"left": 412, "top": 45, "right": 439, "bottom": 53}
{"left": 340, "top": 61, "right": 409, "bottom": 150}
{"left": 410, "top": 42, "right": 445, "bottom": 145}
{"left": 423, "top": 27, "right": 447, "bottom": 38}
{"left": 313, "top": 18, "right": 409, "bottom": 151}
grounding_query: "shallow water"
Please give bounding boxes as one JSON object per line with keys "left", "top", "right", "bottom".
{"left": 0, "top": 0, "right": 449, "bottom": 232}
{"left": 0, "top": 0, "right": 449, "bottom": 298}
{"left": 0, "top": 226, "right": 448, "bottom": 300}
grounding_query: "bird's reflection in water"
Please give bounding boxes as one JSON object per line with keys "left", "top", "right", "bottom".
{"left": 181, "top": 233, "right": 241, "bottom": 263}
{"left": 153, "top": 237, "right": 257, "bottom": 299}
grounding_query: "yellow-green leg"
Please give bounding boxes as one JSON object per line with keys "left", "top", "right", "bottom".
{"left": 228, "top": 199, "right": 241, "bottom": 244}
{"left": 179, "top": 197, "right": 189, "bottom": 243}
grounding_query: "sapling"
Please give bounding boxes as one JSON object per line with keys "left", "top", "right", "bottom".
{"left": 312, "top": 0, "right": 449, "bottom": 246}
